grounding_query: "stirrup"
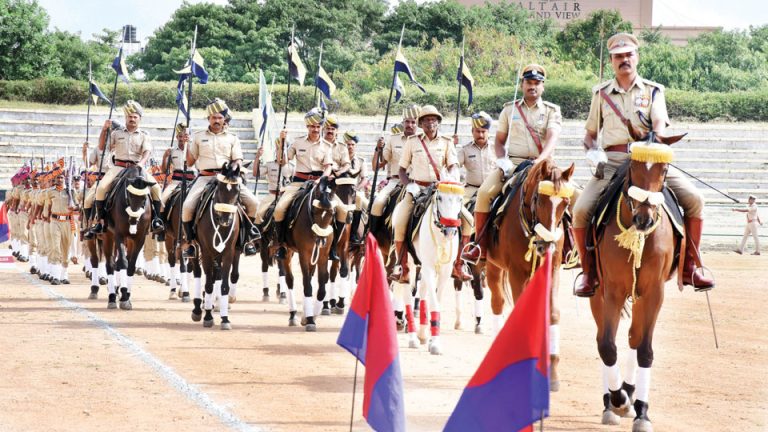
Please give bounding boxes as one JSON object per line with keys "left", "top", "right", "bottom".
{"left": 182, "top": 243, "right": 197, "bottom": 258}
{"left": 244, "top": 242, "right": 258, "bottom": 256}
{"left": 460, "top": 243, "right": 481, "bottom": 265}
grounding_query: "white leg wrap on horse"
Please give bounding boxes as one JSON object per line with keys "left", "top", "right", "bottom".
{"left": 195, "top": 277, "right": 202, "bottom": 294}
{"left": 204, "top": 285, "right": 215, "bottom": 310}
{"left": 126, "top": 276, "right": 133, "bottom": 292}
{"left": 213, "top": 279, "right": 222, "bottom": 306}
{"left": 314, "top": 299, "right": 324, "bottom": 316}
{"left": 99, "top": 262, "right": 106, "bottom": 278}
{"left": 169, "top": 267, "right": 177, "bottom": 290}
{"left": 219, "top": 293, "right": 229, "bottom": 318}
{"left": 230, "top": 283, "right": 237, "bottom": 298}
{"left": 635, "top": 367, "right": 651, "bottom": 402}
{"left": 193, "top": 277, "right": 202, "bottom": 299}
{"left": 119, "top": 269, "right": 128, "bottom": 288}
{"left": 162, "top": 262, "right": 170, "bottom": 278}
{"left": 84, "top": 258, "right": 91, "bottom": 271}
{"left": 261, "top": 272, "right": 269, "bottom": 289}
{"left": 603, "top": 364, "right": 622, "bottom": 392}
{"left": 474, "top": 298, "right": 483, "bottom": 318}
{"left": 303, "top": 296, "right": 314, "bottom": 318}
{"left": 549, "top": 324, "right": 560, "bottom": 356}
{"left": 327, "top": 282, "right": 336, "bottom": 301}
{"left": 91, "top": 270, "right": 99, "bottom": 286}
{"left": 107, "top": 274, "right": 115, "bottom": 294}
{"left": 624, "top": 348, "right": 638, "bottom": 386}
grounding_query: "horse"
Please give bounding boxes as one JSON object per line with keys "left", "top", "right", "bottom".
{"left": 161, "top": 183, "right": 200, "bottom": 303}
{"left": 189, "top": 162, "right": 242, "bottom": 330}
{"left": 484, "top": 158, "right": 575, "bottom": 391}
{"left": 590, "top": 142, "right": 681, "bottom": 431}
{"left": 84, "top": 237, "right": 107, "bottom": 299}
{"left": 452, "top": 194, "right": 486, "bottom": 334}
{"left": 100, "top": 165, "right": 152, "bottom": 310}
{"left": 326, "top": 172, "right": 359, "bottom": 315}
{"left": 279, "top": 176, "right": 336, "bottom": 331}
{"left": 400, "top": 180, "right": 465, "bottom": 355}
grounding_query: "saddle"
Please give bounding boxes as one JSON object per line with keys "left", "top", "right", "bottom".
{"left": 381, "top": 183, "right": 404, "bottom": 231}
{"left": 258, "top": 199, "right": 277, "bottom": 232}
{"left": 404, "top": 184, "right": 438, "bottom": 266}
{"left": 286, "top": 183, "right": 315, "bottom": 232}
{"left": 587, "top": 160, "right": 685, "bottom": 253}
{"left": 104, "top": 168, "right": 136, "bottom": 213}
{"left": 487, "top": 161, "right": 533, "bottom": 245}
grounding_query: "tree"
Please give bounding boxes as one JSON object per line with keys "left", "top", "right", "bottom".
{"left": 556, "top": 10, "right": 633, "bottom": 75}
{"left": 0, "top": 0, "right": 56, "bottom": 80}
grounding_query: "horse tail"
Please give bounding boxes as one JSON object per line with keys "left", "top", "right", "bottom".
{"left": 501, "top": 270, "right": 514, "bottom": 310}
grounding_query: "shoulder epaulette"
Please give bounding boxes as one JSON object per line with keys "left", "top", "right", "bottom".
{"left": 542, "top": 100, "right": 561, "bottom": 110}
{"left": 641, "top": 78, "right": 665, "bottom": 91}
{"left": 592, "top": 80, "right": 613, "bottom": 94}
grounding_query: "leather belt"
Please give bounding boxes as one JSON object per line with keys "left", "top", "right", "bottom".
{"left": 172, "top": 173, "right": 196, "bottom": 181}
{"left": 293, "top": 172, "right": 323, "bottom": 182}
{"left": 389, "top": 175, "right": 399, "bottom": 180}
{"left": 269, "top": 190, "right": 278, "bottom": 195}
{"left": 467, "top": 183, "right": 480, "bottom": 188}
{"left": 52, "top": 214, "right": 70, "bottom": 221}
{"left": 605, "top": 144, "right": 630, "bottom": 153}
{"left": 414, "top": 180, "right": 434, "bottom": 187}
{"left": 199, "top": 169, "right": 221, "bottom": 176}
{"left": 114, "top": 160, "right": 137, "bottom": 168}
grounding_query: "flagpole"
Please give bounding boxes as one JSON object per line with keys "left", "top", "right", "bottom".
{"left": 276, "top": 24, "right": 295, "bottom": 203}
{"left": 82, "top": 61, "right": 93, "bottom": 229}
{"left": 364, "top": 24, "right": 405, "bottom": 237}
{"left": 177, "top": 26, "right": 197, "bottom": 251}
{"left": 313, "top": 42, "right": 323, "bottom": 109}
{"left": 163, "top": 105, "right": 182, "bottom": 192}
{"left": 91, "top": 25, "right": 126, "bottom": 226}
{"left": 349, "top": 358, "right": 359, "bottom": 432}
{"left": 453, "top": 36, "right": 465, "bottom": 136}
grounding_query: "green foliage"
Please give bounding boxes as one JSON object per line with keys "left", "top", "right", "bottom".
{"left": 0, "top": 0, "right": 57, "bottom": 80}
{"left": 556, "top": 10, "right": 633, "bottom": 75}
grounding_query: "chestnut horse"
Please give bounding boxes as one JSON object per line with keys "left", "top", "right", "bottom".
{"left": 485, "top": 158, "right": 575, "bottom": 391}
{"left": 590, "top": 142, "right": 681, "bottom": 431}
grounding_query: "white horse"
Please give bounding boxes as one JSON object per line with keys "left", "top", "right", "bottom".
{"left": 400, "top": 181, "right": 465, "bottom": 355}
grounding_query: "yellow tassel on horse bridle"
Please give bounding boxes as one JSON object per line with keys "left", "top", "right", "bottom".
{"left": 614, "top": 194, "right": 661, "bottom": 302}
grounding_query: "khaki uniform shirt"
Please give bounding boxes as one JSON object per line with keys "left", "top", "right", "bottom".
{"left": 189, "top": 129, "right": 244, "bottom": 171}
{"left": 383, "top": 133, "right": 407, "bottom": 178}
{"left": 331, "top": 142, "right": 352, "bottom": 173}
{"left": 41, "top": 188, "right": 53, "bottom": 218}
{"left": 286, "top": 136, "right": 333, "bottom": 173}
{"left": 400, "top": 133, "right": 458, "bottom": 183}
{"left": 264, "top": 160, "right": 294, "bottom": 192}
{"left": 350, "top": 156, "right": 368, "bottom": 186}
{"left": 110, "top": 128, "right": 151, "bottom": 163}
{"left": 457, "top": 141, "right": 495, "bottom": 187}
{"left": 498, "top": 98, "right": 562, "bottom": 159}
{"left": 169, "top": 146, "right": 198, "bottom": 174}
{"left": 48, "top": 188, "right": 71, "bottom": 216}
{"left": 10, "top": 185, "right": 21, "bottom": 207}
{"left": 89, "top": 147, "right": 111, "bottom": 171}
{"left": 586, "top": 77, "right": 669, "bottom": 147}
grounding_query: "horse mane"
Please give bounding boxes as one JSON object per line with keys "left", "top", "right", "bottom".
{"left": 220, "top": 162, "right": 240, "bottom": 183}
{"left": 523, "top": 158, "right": 563, "bottom": 203}
{"left": 316, "top": 176, "right": 333, "bottom": 208}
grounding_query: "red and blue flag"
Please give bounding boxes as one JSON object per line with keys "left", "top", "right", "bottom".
{"left": 0, "top": 202, "right": 9, "bottom": 243}
{"left": 337, "top": 234, "right": 405, "bottom": 432}
{"left": 444, "top": 251, "right": 552, "bottom": 432}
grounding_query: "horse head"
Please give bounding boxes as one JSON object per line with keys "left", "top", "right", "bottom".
{"left": 433, "top": 181, "right": 465, "bottom": 239}
{"left": 625, "top": 142, "right": 674, "bottom": 232}
{"left": 124, "top": 165, "right": 150, "bottom": 234}
{"left": 332, "top": 172, "right": 358, "bottom": 224}
{"left": 309, "top": 176, "right": 336, "bottom": 239}
{"left": 524, "top": 158, "right": 575, "bottom": 256}
{"left": 213, "top": 162, "right": 242, "bottom": 228}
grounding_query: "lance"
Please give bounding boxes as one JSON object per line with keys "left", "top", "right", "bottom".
{"left": 176, "top": 26, "right": 197, "bottom": 250}
{"left": 453, "top": 35, "right": 465, "bottom": 136}
{"left": 81, "top": 61, "right": 93, "bottom": 228}
{"left": 594, "top": 21, "right": 608, "bottom": 179}
{"left": 313, "top": 41, "right": 323, "bottom": 109}
{"left": 92, "top": 25, "right": 127, "bottom": 223}
{"left": 363, "top": 25, "right": 405, "bottom": 237}
{"left": 162, "top": 103, "right": 182, "bottom": 192}
{"left": 275, "top": 24, "right": 297, "bottom": 203}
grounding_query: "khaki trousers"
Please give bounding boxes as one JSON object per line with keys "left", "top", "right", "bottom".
{"left": 393, "top": 187, "right": 474, "bottom": 242}
{"left": 49, "top": 220, "right": 71, "bottom": 266}
{"left": 95, "top": 166, "right": 160, "bottom": 201}
{"left": 371, "top": 180, "right": 399, "bottom": 217}
{"left": 181, "top": 176, "right": 259, "bottom": 222}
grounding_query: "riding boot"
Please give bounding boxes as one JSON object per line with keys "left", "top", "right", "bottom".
{"left": 182, "top": 221, "right": 196, "bottom": 258}
{"left": 85, "top": 200, "right": 106, "bottom": 239}
{"left": 461, "top": 211, "right": 488, "bottom": 263}
{"left": 274, "top": 220, "right": 287, "bottom": 259}
{"left": 349, "top": 211, "right": 364, "bottom": 245}
{"left": 368, "top": 214, "right": 380, "bottom": 234}
{"left": 452, "top": 235, "right": 474, "bottom": 282}
{"left": 244, "top": 217, "right": 260, "bottom": 256}
{"left": 573, "top": 227, "right": 598, "bottom": 297}
{"left": 329, "top": 221, "right": 341, "bottom": 261}
{"left": 682, "top": 217, "right": 715, "bottom": 291}
{"left": 388, "top": 241, "right": 410, "bottom": 283}
{"left": 150, "top": 200, "right": 164, "bottom": 234}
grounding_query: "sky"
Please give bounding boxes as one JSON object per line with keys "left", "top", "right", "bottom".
{"left": 38, "top": 0, "right": 768, "bottom": 42}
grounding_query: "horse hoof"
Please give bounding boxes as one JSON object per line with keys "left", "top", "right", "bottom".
{"left": 221, "top": 322, "right": 232, "bottom": 331}
{"left": 602, "top": 409, "right": 621, "bottom": 426}
{"left": 99, "top": 277, "right": 107, "bottom": 285}
{"left": 396, "top": 319, "right": 405, "bottom": 331}
{"left": 626, "top": 404, "right": 637, "bottom": 419}
{"left": 181, "top": 294, "right": 191, "bottom": 303}
{"left": 168, "top": 290, "right": 177, "bottom": 300}
{"left": 611, "top": 390, "right": 632, "bottom": 417}
{"left": 191, "top": 311, "right": 202, "bottom": 322}
{"left": 428, "top": 342, "right": 442, "bottom": 355}
{"left": 229, "top": 295, "right": 237, "bottom": 304}
{"left": 279, "top": 295, "right": 287, "bottom": 305}
{"left": 474, "top": 324, "right": 484, "bottom": 335}
{"left": 550, "top": 380, "right": 560, "bottom": 392}
{"left": 632, "top": 419, "right": 653, "bottom": 432}
{"left": 88, "top": 292, "right": 98, "bottom": 300}
{"left": 454, "top": 321, "right": 462, "bottom": 330}
{"left": 332, "top": 306, "right": 345, "bottom": 315}
{"left": 203, "top": 319, "right": 214, "bottom": 328}
{"left": 301, "top": 317, "right": 307, "bottom": 326}
{"left": 305, "top": 323, "right": 317, "bottom": 332}
{"left": 107, "top": 302, "right": 117, "bottom": 310}
{"left": 119, "top": 301, "right": 132, "bottom": 310}
{"left": 262, "top": 295, "right": 270, "bottom": 303}
{"left": 321, "top": 308, "right": 331, "bottom": 316}
{"left": 288, "top": 318, "right": 299, "bottom": 327}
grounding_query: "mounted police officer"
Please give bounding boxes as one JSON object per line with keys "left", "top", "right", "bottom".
{"left": 86, "top": 100, "right": 164, "bottom": 237}
{"left": 573, "top": 33, "right": 714, "bottom": 296}
{"left": 161, "top": 123, "right": 198, "bottom": 207}
{"left": 389, "top": 105, "right": 474, "bottom": 283}
{"left": 463, "top": 65, "right": 562, "bottom": 264}
{"left": 273, "top": 108, "right": 335, "bottom": 259}
{"left": 343, "top": 130, "right": 370, "bottom": 245}
{"left": 324, "top": 114, "right": 352, "bottom": 261}
{"left": 252, "top": 143, "right": 295, "bottom": 225}
{"left": 181, "top": 98, "right": 260, "bottom": 257}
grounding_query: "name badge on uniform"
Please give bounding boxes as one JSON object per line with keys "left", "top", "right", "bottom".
{"left": 298, "top": 148, "right": 306, "bottom": 153}
{"left": 635, "top": 95, "right": 650, "bottom": 108}
{"left": 537, "top": 113, "right": 545, "bottom": 125}
{"left": 201, "top": 139, "right": 210, "bottom": 143}
{"left": 468, "top": 154, "right": 476, "bottom": 159}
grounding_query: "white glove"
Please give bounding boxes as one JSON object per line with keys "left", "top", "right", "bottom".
{"left": 586, "top": 148, "right": 608, "bottom": 168}
{"left": 496, "top": 158, "right": 514, "bottom": 176}
{"left": 405, "top": 182, "right": 421, "bottom": 197}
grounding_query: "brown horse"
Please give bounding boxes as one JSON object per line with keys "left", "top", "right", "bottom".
{"left": 161, "top": 184, "right": 200, "bottom": 303}
{"left": 485, "top": 158, "right": 575, "bottom": 391}
{"left": 280, "top": 177, "right": 336, "bottom": 331}
{"left": 101, "top": 165, "right": 151, "bottom": 310}
{"left": 590, "top": 142, "right": 680, "bottom": 431}
{"left": 326, "top": 172, "right": 358, "bottom": 315}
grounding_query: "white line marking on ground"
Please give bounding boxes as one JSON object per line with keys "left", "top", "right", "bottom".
{"left": 22, "top": 272, "right": 261, "bottom": 432}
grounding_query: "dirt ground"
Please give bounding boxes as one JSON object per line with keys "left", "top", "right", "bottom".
{"left": 0, "top": 250, "right": 765, "bottom": 432}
